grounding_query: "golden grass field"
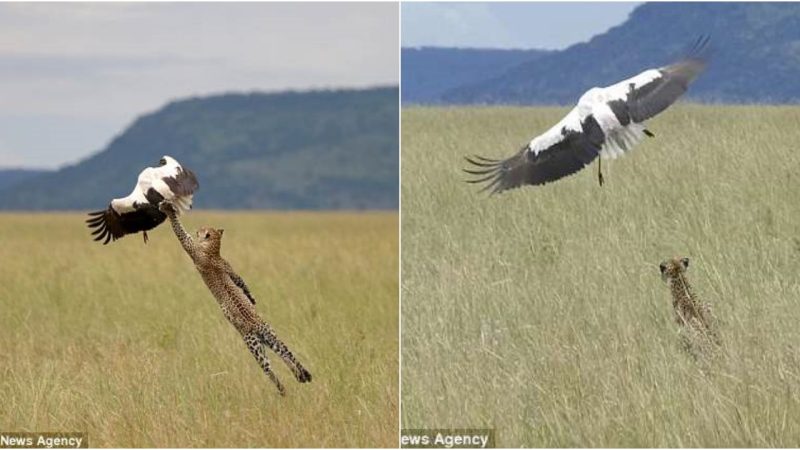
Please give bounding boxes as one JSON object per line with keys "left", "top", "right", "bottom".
{"left": 401, "top": 106, "right": 800, "bottom": 446}
{"left": 0, "top": 211, "right": 398, "bottom": 447}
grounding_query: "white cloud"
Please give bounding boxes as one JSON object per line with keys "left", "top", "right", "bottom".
{"left": 401, "top": 3, "right": 513, "bottom": 49}
{"left": 402, "top": 2, "right": 639, "bottom": 50}
{"left": 0, "top": 2, "right": 399, "bottom": 168}
{"left": 0, "top": 136, "right": 32, "bottom": 168}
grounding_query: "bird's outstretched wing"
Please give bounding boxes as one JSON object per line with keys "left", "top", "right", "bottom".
{"left": 86, "top": 206, "right": 126, "bottom": 245}
{"left": 465, "top": 110, "right": 605, "bottom": 194}
{"left": 86, "top": 202, "right": 166, "bottom": 245}
{"left": 617, "top": 35, "right": 710, "bottom": 123}
{"left": 162, "top": 166, "right": 199, "bottom": 197}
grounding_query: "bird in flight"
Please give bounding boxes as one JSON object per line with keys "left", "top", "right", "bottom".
{"left": 86, "top": 156, "right": 199, "bottom": 244}
{"left": 465, "top": 36, "right": 710, "bottom": 194}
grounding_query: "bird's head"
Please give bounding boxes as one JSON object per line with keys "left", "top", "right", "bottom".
{"left": 158, "top": 155, "right": 178, "bottom": 167}
{"left": 659, "top": 257, "right": 689, "bottom": 283}
{"left": 196, "top": 226, "right": 224, "bottom": 255}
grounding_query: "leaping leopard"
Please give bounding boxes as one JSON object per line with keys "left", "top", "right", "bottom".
{"left": 160, "top": 201, "right": 311, "bottom": 395}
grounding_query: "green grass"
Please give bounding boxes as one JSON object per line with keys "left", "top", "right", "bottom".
{"left": 401, "top": 105, "right": 800, "bottom": 446}
{"left": 0, "top": 211, "right": 398, "bottom": 447}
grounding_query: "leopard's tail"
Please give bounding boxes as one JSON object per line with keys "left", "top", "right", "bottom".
{"left": 258, "top": 324, "right": 312, "bottom": 383}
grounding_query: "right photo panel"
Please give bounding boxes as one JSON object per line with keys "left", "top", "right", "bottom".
{"left": 401, "top": 2, "right": 800, "bottom": 447}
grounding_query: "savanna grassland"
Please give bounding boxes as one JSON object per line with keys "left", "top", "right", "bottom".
{"left": 401, "top": 106, "right": 800, "bottom": 446}
{"left": 0, "top": 212, "right": 397, "bottom": 447}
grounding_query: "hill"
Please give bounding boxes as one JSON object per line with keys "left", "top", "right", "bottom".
{"left": 0, "top": 87, "right": 398, "bottom": 211}
{"left": 439, "top": 2, "right": 800, "bottom": 104}
{"left": 401, "top": 47, "right": 550, "bottom": 104}
{"left": 0, "top": 169, "right": 51, "bottom": 192}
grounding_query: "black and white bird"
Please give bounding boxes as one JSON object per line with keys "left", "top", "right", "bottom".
{"left": 86, "top": 156, "right": 199, "bottom": 244}
{"left": 465, "top": 36, "right": 710, "bottom": 194}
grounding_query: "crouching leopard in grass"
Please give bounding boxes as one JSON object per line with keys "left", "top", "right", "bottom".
{"left": 659, "top": 257, "right": 721, "bottom": 361}
{"left": 160, "top": 201, "right": 311, "bottom": 396}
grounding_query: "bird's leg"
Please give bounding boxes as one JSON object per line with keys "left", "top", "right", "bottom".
{"left": 597, "top": 158, "right": 604, "bottom": 187}
{"left": 143, "top": 231, "right": 149, "bottom": 244}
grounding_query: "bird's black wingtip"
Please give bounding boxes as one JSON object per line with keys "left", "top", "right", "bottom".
{"left": 685, "top": 34, "right": 713, "bottom": 62}
{"left": 463, "top": 154, "right": 506, "bottom": 195}
{"left": 86, "top": 209, "right": 105, "bottom": 218}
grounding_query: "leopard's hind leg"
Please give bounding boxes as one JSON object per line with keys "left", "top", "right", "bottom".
{"left": 243, "top": 332, "right": 286, "bottom": 395}
{"left": 257, "top": 323, "right": 312, "bottom": 383}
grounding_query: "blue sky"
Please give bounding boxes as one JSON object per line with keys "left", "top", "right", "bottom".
{"left": 402, "top": 2, "right": 640, "bottom": 50}
{"left": 0, "top": 3, "right": 398, "bottom": 169}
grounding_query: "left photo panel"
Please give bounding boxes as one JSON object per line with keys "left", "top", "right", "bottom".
{"left": 0, "top": 2, "right": 399, "bottom": 448}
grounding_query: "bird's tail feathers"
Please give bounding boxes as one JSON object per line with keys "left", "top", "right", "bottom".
{"left": 601, "top": 123, "right": 647, "bottom": 160}
{"left": 171, "top": 195, "right": 193, "bottom": 215}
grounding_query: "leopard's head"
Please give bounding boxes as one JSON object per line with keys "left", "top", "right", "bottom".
{"left": 196, "top": 227, "right": 224, "bottom": 255}
{"left": 659, "top": 257, "right": 689, "bottom": 283}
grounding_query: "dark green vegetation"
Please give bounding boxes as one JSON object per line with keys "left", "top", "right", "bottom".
{"left": 401, "top": 47, "right": 550, "bottom": 104}
{"left": 0, "top": 169, "right": 50, "bottom": 191}
{"left": 404, "top": 3, "right": 800, "bottom": 105}
{"left": 402, "top": 105, "right": 800, "bottom": 446}
{"left": 0, "top": 87, "right": 398, "bottom": 210}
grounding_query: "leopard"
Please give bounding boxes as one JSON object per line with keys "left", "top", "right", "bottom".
{"left": 159, "top": 201, "right": 311, "bottom": 395}
{"left": 659, "top": 257, "right": 721, "bottom": 360}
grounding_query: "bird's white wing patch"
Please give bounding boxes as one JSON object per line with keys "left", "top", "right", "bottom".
{"left": 587, "top": 85, "right": 650, "bottom": 160}
{"left": 150, "top": 157, "right": 195, "bottom": 213}
{"left": 590, "top": 102, "right": 620, "bottom": 133}
{"left": 110, "top": 168, "right": 153, "bottom": 213}
{"left": 136, "top": 167, "right": 158, "bottom": 191}
{"left": 528, "top": 107, "right": 581, "bottom": 156}
{"left": 149, "top": 176, "right": 191, "bottom": 214}
{"left": 591, "top": 68, "right": 669, "bottom": 160}
{"left": 149, "top": 158, "right": 181, "bottom": 183}
{"left": 592, "top": 100, "right": 647, "bottom": 160}
{"left": 602, "top": 69, "right": 663, "bottom": 101}
{"left": 110, "top": 192, "right": 146, "bottom": 213}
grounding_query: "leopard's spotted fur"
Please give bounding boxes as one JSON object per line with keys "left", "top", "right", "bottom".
{"left": 659, "top": 257, "right": 720, "bottom": 360}
{"left": 161, "top": 202, "right": 311, "bottom": 395}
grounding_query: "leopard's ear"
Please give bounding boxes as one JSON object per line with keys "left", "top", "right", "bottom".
{"left": 681, "top": 257, "right": 689, "bottom": 269}
{"left": 659, "top": 262, "right": 667, "bottom": 274}
{"left": 217, "top": 229, "right": 224, "bottom": 236}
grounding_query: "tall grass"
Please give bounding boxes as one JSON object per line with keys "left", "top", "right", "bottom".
{"left": 0, "top": 211, "right": 398, "bottom": 447}
{"left": 401, "top": 106, "right": 800, "bottom": 446}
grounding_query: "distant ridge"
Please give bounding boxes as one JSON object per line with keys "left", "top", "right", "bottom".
{"left": 0, "top": 87, "right": 398, "bottom": 211}
{"left": 0, "top": 169, "right": 52, "bottom": 192}
{"left": 401, "top": 47, "right": 551, "bottom": 104}
{"left": 404, "top": 2, "right": 800, "bottom": 105}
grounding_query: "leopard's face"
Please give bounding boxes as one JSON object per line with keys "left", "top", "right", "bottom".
{"left": 196, "top": 227, "right": 224, "bottom": 252}
{"left": 660, "top": 257, "right": 689, "bottom": 283}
